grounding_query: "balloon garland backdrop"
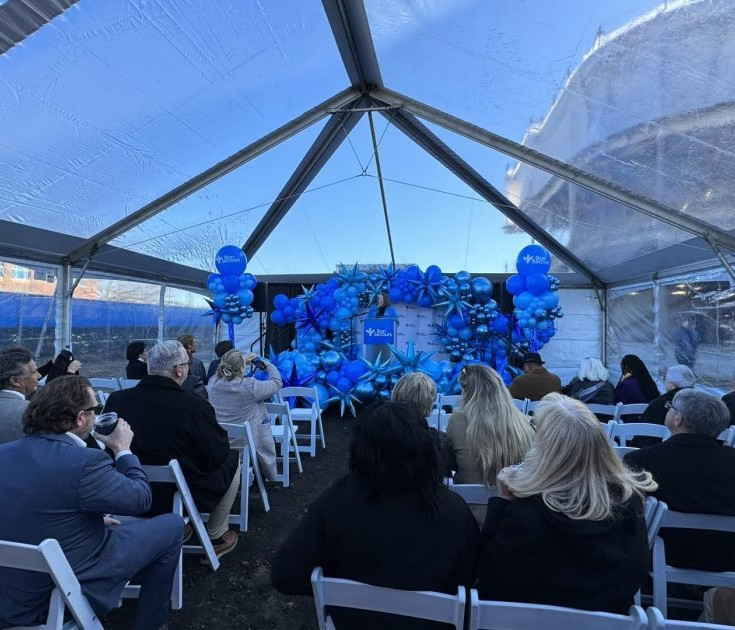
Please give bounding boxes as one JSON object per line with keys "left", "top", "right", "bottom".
{"left": 206, "top": 245, "right": 562, "bottom": 416}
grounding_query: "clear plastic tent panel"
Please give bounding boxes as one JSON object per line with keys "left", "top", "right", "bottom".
{"left": 109, "top": 118, "right": 329, "bottom": 271}
{"left": 70, "top": 276, "right": 160, "bottom": 377}
{"left": 367, "top": 0, "right": 735, "bottom": 233}
{"left": 0, "top": 0, "right": 347, "bottom": 238}
{"left": 164, "top": 287, "right": 216, "bottom": 365}
{"left": 607, "top": 286, "right": 656, "bottom": 382}
{"left": 0, "top": 259, "right": 57, "bottom": 360}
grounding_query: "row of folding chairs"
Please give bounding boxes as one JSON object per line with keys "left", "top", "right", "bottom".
{"left": 311, "top": 567, "right": 730, "bottom": 629}
{"left": 605, "top": 422, "right": 735, "bottom": 452}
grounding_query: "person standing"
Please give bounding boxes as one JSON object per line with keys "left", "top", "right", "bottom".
{"left": 178, "top": 334, "right": 208, "bottom": 385}
{"left": 674, "top": 319, "right": 698, "bottom": 369}
{"left": 125, "top": 341, "right": 148, "bottom": 380}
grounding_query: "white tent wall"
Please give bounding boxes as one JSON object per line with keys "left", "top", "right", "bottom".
{"left": 539, "top": 288, "right": 601, "bottom": 385}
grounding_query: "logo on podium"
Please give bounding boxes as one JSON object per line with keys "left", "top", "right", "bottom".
{"left": 364, "top": 318, "right": 395, "bottom": 345}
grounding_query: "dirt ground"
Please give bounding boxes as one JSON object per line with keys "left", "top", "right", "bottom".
{"left": 103, "top": 411, "right": 353, "bottom": 630}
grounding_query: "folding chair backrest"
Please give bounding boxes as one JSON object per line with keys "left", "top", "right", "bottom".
{"left": 0, "top": 538, "right": 102, "bottom": 629}
{"left": 612, "top": 423, "right": 670, "bottom": 445}
{"left": 118, "top": 378, "right": 140, "bottom": 390}
{"left": 587, "top": 403, "right": 622, "bottom": 420}
{"left": 95, "top": 390, "right": 108, "bottom": 406}
{"left": 717, "top": 426, "right": 735, "bottom": 447}
{"left": 89, "top": 378, "right": 120, "bottom": 391}
{"left": 441, "top": 395, "right": 461, "bottom": 411}
{"left": 526, "top": 400, "right": 539, "bottom": 414}
{"left": 265, "top": 401, "right": 290, "bottom": 418}
{"left": 279, "top": 386, "right": 318, "bottom": 406}
{"left": 614, "top": 446, "right": 638, "bottom": 458}
{"left": 645, "top": 498, "right": 666, "bottom": 548}
{"left": 605, "top": 420, "right": 618, "bottom": 439}
{"left": 646, "top": 606, "right": 734, "bottom": 629}
{"left": 467, "top": 592, "right": 646, "bottom": 630}
{"left": 512, "top": 398, "right": 529, "bottom": 414}
{"left": 447, "top": 479, "right": 497, "bottom": 505}
{"left": 618, "top": 404, "right": 649, "bottom": 421}
{"left": 310, "top": 567, "right": 466, "bottom": 629}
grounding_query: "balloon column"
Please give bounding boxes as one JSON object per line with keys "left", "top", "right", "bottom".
{"left": 265, "top": 248, "right": 562, "bottom": 417}
{"left": 205, "top": 245, "right": 258, "bottom": 342}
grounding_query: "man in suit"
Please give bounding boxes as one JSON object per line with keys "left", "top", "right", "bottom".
{"left": 508, "top": 352, "right": 562, "bottom": 401}
{"left": 0, "top": 347, "right": 40, "bottom": 444}
{"left": 625, "top": 389, "right": 735, "bottom": 571}
{"left": 105, "top": 339, "right": 240, "bottom": 560}
{"left": 0, "top": 376, "right": 183, "bottom": 629}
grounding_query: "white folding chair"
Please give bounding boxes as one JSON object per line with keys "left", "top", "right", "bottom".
{"left": 652, "top": 508, "right": 735, "bottom": 617}
{"left": 140, "top": 460, "right": 220, "bottom": 572}
{"left": 95, "top": 390, "right": 108, "bottom": 406}
{"left": 605, "top": 420, "right": 618, "bottom": 439}
{"left": 717, "top": 426, "right": 735, "bottom": 447}
{"left": 117, "top": 378, "right": 140, "bottom": 390}
{"left": 88, "top": 378, "right": 120, "bottom": 392}
{"left": 614, "top": 446, "right": 638, "bottom": 458}
{"left": 219, "top": 421, "right": 269, "bottom": 516}
{"left": 310, "top": 567, "right": 466, "bottom": 629}
{"left": 646, "top": 497, "right": 667, "bottom": 549}
{"left": 618, "top": 404, "right": 649, "bottom": 422}
{"left": 438, "top": 395, "right": 461, "bottom": 433}
{"left": 0, "top": 538, "right": 103, "bottom": 629}
{"left": 265, "top": 402, "right": 303, "bottom": 488}
{"left": 199, "top": 445, "right": 251, "bottom": 533}
{"left": 467, "top": 591, "right": 647, "bottom": 630}
{"left": 512, "top": 398, "right": 529, "bottom": 414}
{"left": 427, "top": 409, "right": 441, "bottom": 430}
{"left": 646, "top": 606, "right": 735, "bottom": 629}
{"left": 612, "top": 423, "right": 670, "bottom": 446}
{"left": 277, "top": 386, "right": 326, "bottom": 457}
{"left": 447, "top": 478, "right": 497, "bottom": 505}
{"left": 526, "top": 400, "right": 539, "bottom": 414}
{"left": 587, "top": 403, "right": 622, "bottom": 420}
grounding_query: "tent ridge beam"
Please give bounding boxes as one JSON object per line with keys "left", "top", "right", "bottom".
{"left": 66, "top": 87, "right": 361, "bottom": 265}
{"left": 370, "top": 97, "right": 605, "bottom": 287}
{"left": 0, "top": 0, "right": 78, "bottom": 56}
{"left": 242, "top": 96, "right": 367, "bottom": 260}
{"left": 372, "top": 87, "right": 735, "bottom": 253}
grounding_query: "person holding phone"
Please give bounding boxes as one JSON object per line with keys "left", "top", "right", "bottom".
{"left": 207, "top": 350, "right": 282, "bottom": 482}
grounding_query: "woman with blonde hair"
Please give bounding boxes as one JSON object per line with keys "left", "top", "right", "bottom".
{"left": 207, "top": 349, "right": 282, "bottom": 481}
{"left": 446, "top": 364, "right": 534, "bottom": 487}
{"left": 478, "top": 393, "right": 657, "bottom": 613}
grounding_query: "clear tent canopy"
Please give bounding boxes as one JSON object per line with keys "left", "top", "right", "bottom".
{"left": 1, "top": 0, "right": 734, "bottom": 383}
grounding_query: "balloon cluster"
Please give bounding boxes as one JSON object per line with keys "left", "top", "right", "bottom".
{"left": 205, "top": 245, "right": 257, "bottom": 341}
{"left": 265, "top": 249, "right": 562, "bottom": 416}
{"left": 504, "top": 244, "right": 563, "bottom": 352}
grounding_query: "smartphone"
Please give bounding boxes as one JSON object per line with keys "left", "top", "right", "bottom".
{"left": 252, "top": 358, "right": 267, "bottom": 371}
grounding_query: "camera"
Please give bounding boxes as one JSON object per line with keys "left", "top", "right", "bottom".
{"left": 252, "top": 358, "right": 267, "bottom": 371}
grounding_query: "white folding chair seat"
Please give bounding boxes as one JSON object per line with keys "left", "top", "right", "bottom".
{"left": 437, "top": 395, "right": 461, "bottom": 433}
{"left": 612, "top": 423, "right": 670, "bottom": 446}
{"left": 587, "top": 403, "right": 622, "bottom": 420}
{"left": 117, "top": 379, "right": 140, "bottom": 390}
{"left": 219, "top": 421, "right": 270, "bottom": 513}
{"left": 0, "top": 538, "right": 103, "bottom": 629}
{"left": 467, "top": 591, "right": 647, "bottom": 630}
{"left": 652, "top": 507, "right": 735, "bottom": 617}
{"left": 265, "top": 402, "right": 303, "bottom": 488}
{"left": 618, "top": 404, "right": 649, "bottom": 422}
{"left": 512, "top": 398, "right": 529, "bottom": 414}
{"left": 88, "top": 378, "right": 120, "bottom": 392}
{"left": 646, "top": 606, "right": 735, "bottom": 629}
{"left": 447, "top": 478, "right": 497, "bottom": 505}
{"left": 717, "top": 426, "right": 735, "bottom": 447}
{"left": 277, "top": 387, "right": 326, "bottom": 458}
{"left": 310, "top": 567, "right": 466, "bottom": 629}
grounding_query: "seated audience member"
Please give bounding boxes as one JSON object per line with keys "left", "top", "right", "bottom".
{"left": 45, "top": 349, "right": 81, "bottom": 382}
{"left": 0, "top": 348, "right": 40, "bottom": 444}
{"left": 479, "top": 393, "right": 656, "bottom": 614}
{"left": 124, "top": 340, "right": 148, "bottom": 380}
{"left": 508, "top": 352, "right": 561, "bottom": 401}
{"left": 722, "top": 372, "right": 735, "bottom": 424}
{"left": 104, "top": 340, "right": 240, "bottom": 560}
{"left": 178, "top": 334, "right": 208, "bottom": 385}
{"left": 641, "top": 364, "right": 695, "bottom": 425}
{"left": 703, "top": 587, "right": 735, "bottom": 626}
{"left": 181, "top": 371, "right": 209, "bottom": 400}
{"left": 625, "top": 389, "right": 735, "bottom": 571}
{"left": 272, "top": 401, "right": 479, "bottom": 630}
{"left": 391, "top": 372, "right": 453, "bottom": 477}
{"left": 615, "top": 354, "right": 660, "bottom": 406}
{"left": 207, "top": 350, "right": 282, "bottom": 482}
{"left": 0, "top": 376, "right": 183, "bottom": 629}
{"left": 562, "top": 357, "right": 615, "bottom": 405}
{"left": 207, "top": 340, "right": 233, "bottom": 381}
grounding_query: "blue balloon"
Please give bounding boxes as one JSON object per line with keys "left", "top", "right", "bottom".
{"left": 215, "top": 245, "right": 247, "bottom": 276}
{"left": 516, "top": 244, "right": 551, "bottom": 276}
{"left": 237, "top": 289, "right": 254, "bottom": 306}
{"left": 418, "top": 294, "right": 433, "bottom": 308}
{"left": 471, "top": 277, "right": 493, "bottom": 303}
{"left": 525, "top": 273, "right": 550, "bottom": 296}
{"left": 345, "top": 359, "right": 367, "bottom": 383}
{"left": 321, "top": 350, "right": 342, "bottom": 371}
{"left": 420, "top": 359, "right": 443, "bottom": 382}
{"left": 458, "top": 327, "right": 473, "bottom": 340}
{"left": 214, "top": 294, "right": 226, "bottom": 308}
{"left": 448, "top": 313, "right": 465, "bottom": 329}
{"left": 336, "top": 306, "right": 352, "bottom": 321}
{"left": 455, "top": 270, "right": 471, "bottom": 283}
{"left": 222, "top": 275, "right": 239, "bottom": 293}
{"left": 273, "top": 294, "right": 289, "bottom": 310}
{"left": 336, "top": 376, "right": 353, "bottom": 393}
{"left": 325, "top": 370, "right": 340, "bottom": 386}
{"left": 426, "top": 265, "right": 443, "bottom": 282}
{"left": 505, "top": 274, "right": 526, "bottom": 295}
{"left": 242, "top": 273, "right": 257, "bottom": 289}
{"left": 353, "top": 380, "right": 377, "bottom": 402}
{"left": 540, "top": 291, "right": 559, "bottom": 309}
{"left": 513, "top": 291, "right": 534, "bottom": 310}
{"left": 206, "top": 273, "right": 221, "bottom": 288}
{"left": 388, "top": 287, "right": 403, "bottom": 303}
{"left": 270, "top": 310, "right": 286, "bottom": 326}
{"left": 493, "top": 315, "right": 510, "bottom": 334}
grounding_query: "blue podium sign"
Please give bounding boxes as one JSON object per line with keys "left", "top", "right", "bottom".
{"left": 363, "top": 318, "right": 395, "bottom": 345}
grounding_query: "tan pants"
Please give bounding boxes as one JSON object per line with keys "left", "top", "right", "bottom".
{"left": 249, "top": 418, "right": 278, "bottom": 482}
{"left": 206, "top": 461, "right": 241, "bottom": 540}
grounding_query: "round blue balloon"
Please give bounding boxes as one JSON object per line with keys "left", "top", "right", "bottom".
{"left": 471, "top": 277, "right": 493, "bottom": 303}
{"left": 455, "top": 270, "right": 471, "bottom": 283}
{"left": 388, "top": 287, "right": 403, "bottom": 303}
{"left": 525, "top": 273, "right": 550, "bottom": 296}
{"left": 215, "top": 245, "right": 247, "bottom": 276}
{"left": 505, "top": 274, "right": 526, "bottom": 296}
{"left": 222, "top": 275, "right": 239, "bottom": 293}
{"left": 336, "top": 376, "right": 353, "bottom": 393}
{"left": 345, "top": 359, "right": 367, "bottom": 382}
{"left": 540, "top": 291, "right": 559, "bottom": 309}
{"left": 321, "top": 350, "right": 342, "bottom": 371}
{"left": 458, "top": 327, "right": 473, "bottom": 340}
{"left": 420, "top": 359, "right": 443, "bottom": 382}
{"left": 325, "top": 370, "right": 340, "bottom": 386}
{"left": 214, "top": 294, "right": 227, "bottom": 308}
{"left": 273, "top": 294, "right": 289, "bottom": 310}
{"left": 516, "top": 244, "right": 551, "bottom": 276}
{"left": 270, "top": 310, "right": 286, "bottom": 326}
{"left": 237, "top": 289, "right": 254, "bottom": 306}
{"left": 353, "top": 380, "right": 377, "bottom": 402}
{"left": 513, "top": 291, "right": 534, "bottom": 310}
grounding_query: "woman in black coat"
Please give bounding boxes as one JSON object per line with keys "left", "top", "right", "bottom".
{"left": 562, "top": 357, "right": 615, "bottom": 406}
{"left": 478, "top": 393, "right": 657, "bottom": 614}
{"left": 124, "top": 341, "right": 148, "bottom": 380}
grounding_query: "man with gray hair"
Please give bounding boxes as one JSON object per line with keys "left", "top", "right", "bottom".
{"left": 626, "top": 389, "right": 735, "bottom": 571}
{"left": 641, "top": 364, "right": 696, "bottom": 425}
{"left": 0, "top": 347, "right": 40, "bottom": 444}
{"left": 104, "top": 340, "right": 241, "bottom": 560}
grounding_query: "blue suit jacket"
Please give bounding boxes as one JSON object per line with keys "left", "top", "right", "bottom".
{"left": 0, "top": 433, "right": 152, "bottom": 627}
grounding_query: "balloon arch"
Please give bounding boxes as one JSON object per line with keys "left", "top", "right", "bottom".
{"left": 207, "top": 245, "right": 563, "bottom": 416}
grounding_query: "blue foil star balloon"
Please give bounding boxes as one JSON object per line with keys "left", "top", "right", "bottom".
{"left": 335, "top": 263, "right": 367, "bottom": 289}
{"left": 436, "top": 284, "right": 473, "bottom": 320}
{"left": 297, "top": 284, "right": 318, "bottom": 303}
{"left": 388, "top": 339, "right": 435, "bottom": 374}
{"left": 325, "top": 385, "right": 360, "bottom": 417}
{"left": 359, "top": 351, "right": 400, "bottom": 382}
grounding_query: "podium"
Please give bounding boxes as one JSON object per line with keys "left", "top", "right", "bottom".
{"left": 363, "top": 317, "right": 397, "bottom": 362}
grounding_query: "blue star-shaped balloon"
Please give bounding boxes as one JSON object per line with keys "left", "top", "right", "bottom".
{"left": 335, "top": 263, "right": 367, "bottom": 290}
{"left": 365, "top": 278, "right": 387, "bottom": 305}
{"left": 293, "top": 302, "right": 323, "bottom": 334}
{"left": 320, "top": 336, "right": 353, "bottom": 358}
{"left": 297, "top": 284, "right": 318, "bottom": 303}
{"left": 326, "top": 385, "right": 360, "bottom": 417}
{"left": 432, "top": 320, "right": 449, "bottom": 343}
{"left": 379, "top": 263, "right": 398, "bottom": 288}
{"left": 436, "top": 285, "right": 473, "bottom": 320}
{"left": 408, "top": 268, "right": 443, "bottom": 306}
{"left": 388, "top": 339, "right": 435, "bottom": 374}
{"left": 359, "top": 351, "right": 400, "bottom": 382}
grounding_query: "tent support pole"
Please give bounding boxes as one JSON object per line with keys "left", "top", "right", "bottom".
{"left": 367, "top": 110, "right": 396, "bottom": 268}
{"left": 653, "top": 276, "right": 661, "bottom": 382}
{"left": 56, "top": 264, "right": 72, "bottom": 354}
{"left": 704, "top": 236, "right": 735, "bottom": 284}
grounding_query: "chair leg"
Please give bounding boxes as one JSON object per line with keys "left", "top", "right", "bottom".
{"left": 653, "top": 537, "right": 667, "bottom": 618}
{"left": 289, "top": 420, "right": 303, "bottom": 474}
{"left": 310, "top": 414, "right": 317, "bottom": 457}
{"left": 317, "top": 410, "right": 326, "bottom": 449}
{"left": 248, "top": 441, "right": 269, "bottom": 512}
